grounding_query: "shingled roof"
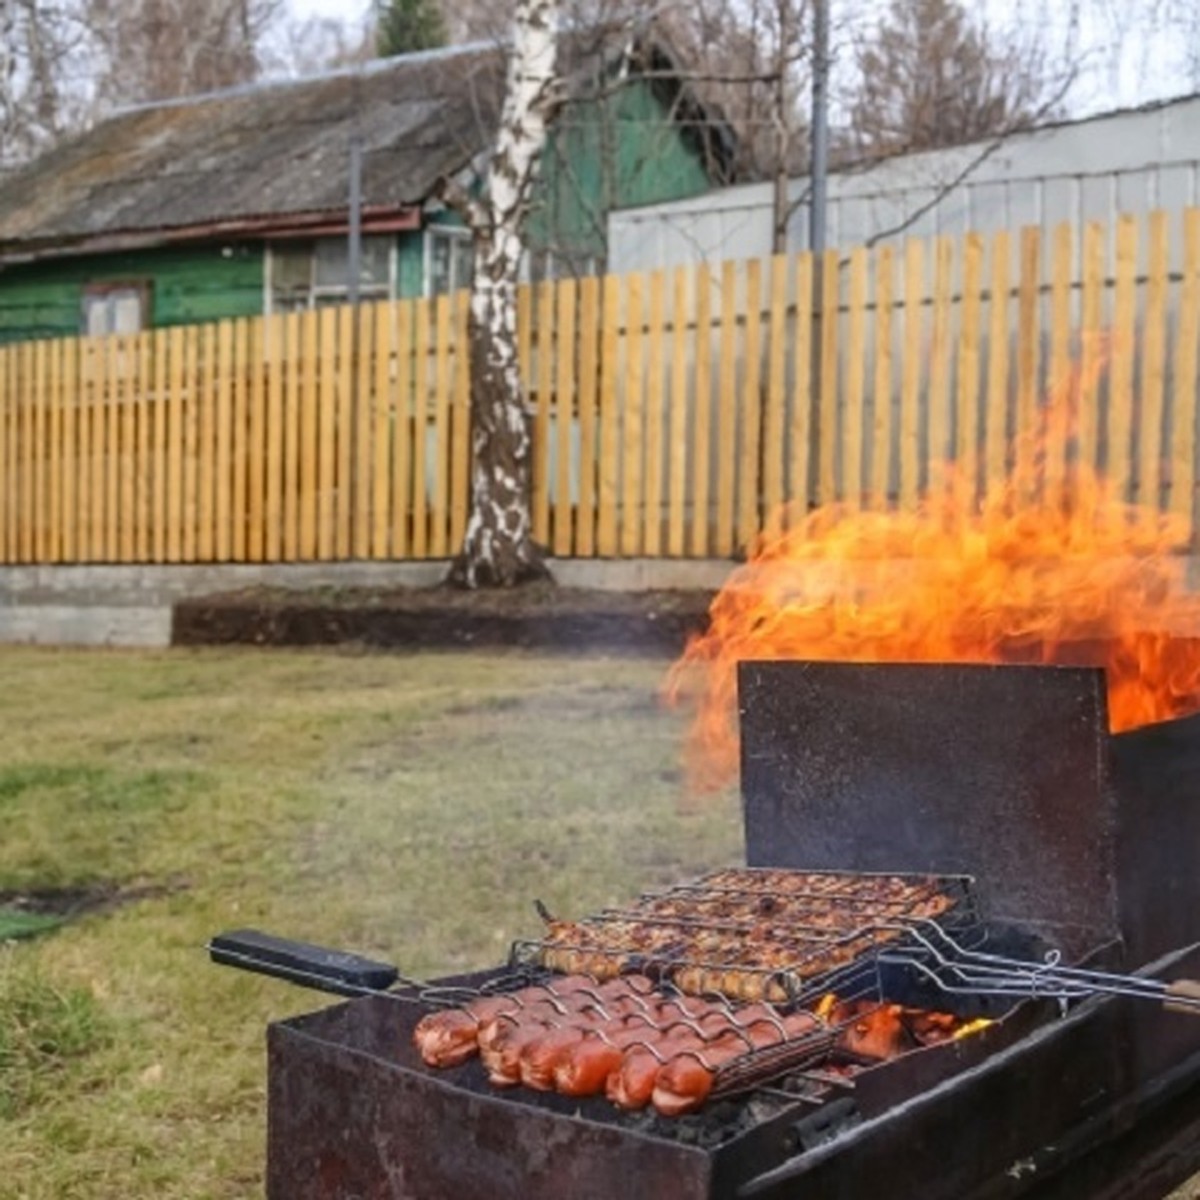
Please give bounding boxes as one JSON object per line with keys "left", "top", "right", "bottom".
{"left": 0, "top": 34, "right": 732, "bottom": 264}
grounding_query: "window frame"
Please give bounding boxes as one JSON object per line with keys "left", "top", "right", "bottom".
{"left": 80, "top": 280, "right": 152, "bottom": 337}
{"left": 423, "top": 225, "right": 474, "bottom": 297}
{"left": 265, "top": 236, "right": 397, "bottom": 314}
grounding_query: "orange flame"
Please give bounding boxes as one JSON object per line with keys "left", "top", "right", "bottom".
{"left": 667, "top": 377, "right": 1200, "bottom": 791}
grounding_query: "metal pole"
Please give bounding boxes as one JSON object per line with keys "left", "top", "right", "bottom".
{"left": 809, "top": 0, "right": 829, "bottom": 257}
{"left": 347, "top": 136, "right": 363, "bottom": 307}
{"left": 808, "top": 0, "right": 830, "bottom": 512}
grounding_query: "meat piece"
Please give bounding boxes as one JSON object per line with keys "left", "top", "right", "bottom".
{"left": 419, "top": 973, "right": 652, "bottom": 1070}
{"left": 519, "top": 1026, "right": 589, "bottom": 1090}
{"left": 412, "top": 1010, "right": 480, "bottom": 1068}
{"left": 552, "top": 1016, "right": 665, "bottom": 1097}
{"left": 651, "top": 1009, "right": 826, "bottom": 1116}
{"left": 605, "top": 1012, "right": 735, "bottom": 1110}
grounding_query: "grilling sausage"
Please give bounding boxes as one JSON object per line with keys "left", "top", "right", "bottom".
{"left": 650, "top": 1009, "right": 824, "bottom": 1116}
{"left": 414, "top": 974, "right": 651, "bottom": 1068}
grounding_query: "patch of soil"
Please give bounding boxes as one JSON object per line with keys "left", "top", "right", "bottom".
{"left": 172, "top": 583, "right": 716, "bottom": 654}
{"left": 0, "top": 879, "right": 186, "bottom": 919}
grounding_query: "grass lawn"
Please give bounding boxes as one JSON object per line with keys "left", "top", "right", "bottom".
{"left": 0, "top": 646, "right": 742, "bottom": 1199}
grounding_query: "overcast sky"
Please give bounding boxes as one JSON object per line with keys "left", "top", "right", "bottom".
{"left": 285, "top": 0, "right": 1198, "bottom": 118}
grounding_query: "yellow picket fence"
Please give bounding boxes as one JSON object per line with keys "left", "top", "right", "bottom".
{"left": 1, "top": 208, "right": 1199, "bottom": 565}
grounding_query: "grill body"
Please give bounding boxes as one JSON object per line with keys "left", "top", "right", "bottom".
{"left": 264, "top": 661, "right": 1200, "bottom": 1199}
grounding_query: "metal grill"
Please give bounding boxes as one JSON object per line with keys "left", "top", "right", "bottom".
{"left": 511, "top": 868, "right": 976, "bottom": 1005}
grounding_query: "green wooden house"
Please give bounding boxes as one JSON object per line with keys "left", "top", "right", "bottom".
{"left": 0, "top": 34, "right": 732, "bottom": 344}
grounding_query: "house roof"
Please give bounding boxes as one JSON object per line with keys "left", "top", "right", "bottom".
{"left": 0, "top": 31, "right": 733, "bottom": 264}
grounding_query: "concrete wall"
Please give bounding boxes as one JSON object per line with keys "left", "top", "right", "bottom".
{"left": 0, "top": 559, "right": 735, "bottom": 647}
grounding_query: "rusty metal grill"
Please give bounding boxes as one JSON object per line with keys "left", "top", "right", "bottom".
{"left": 511, "top": 868, "right": 977, "bottom": 1005}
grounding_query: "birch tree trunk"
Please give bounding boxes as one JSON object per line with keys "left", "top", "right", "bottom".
{"left": 447, "top": 0, "right": 559, "bottom": 588}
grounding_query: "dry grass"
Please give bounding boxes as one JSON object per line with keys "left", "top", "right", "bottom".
{"left": 0, "top": 646, "right": 742, "bottom": 1199}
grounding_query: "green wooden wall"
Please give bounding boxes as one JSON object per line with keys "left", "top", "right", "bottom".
{"left": 0, "top": 242, "right": 263, "bottom": 344}
{"left": 527, "top": 76, "right": 714, "bottom": 267}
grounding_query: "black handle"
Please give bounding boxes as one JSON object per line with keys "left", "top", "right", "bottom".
{"left": 209, "top": 928, "right": 399, "bottom": 997}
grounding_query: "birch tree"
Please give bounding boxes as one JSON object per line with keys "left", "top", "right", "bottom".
{"left": 442, "top": 0, "right": 561, "bottom": 587}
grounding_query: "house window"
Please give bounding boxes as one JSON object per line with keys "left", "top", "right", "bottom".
{"left": 82, "top": 283, "right": 150, "bottom": 336}
{"left": 426, "top": 227, "right": 473, "bottom": 296}
{"left": 267, "top": 236, "right": 394, "bottom": 312}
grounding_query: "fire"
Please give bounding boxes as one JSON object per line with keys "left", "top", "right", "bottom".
{"left": 667, "top": 381, "right": 1200, "bottom": 791}
{"left": 818, "top": 995, "right": 993, "bottom": 1060}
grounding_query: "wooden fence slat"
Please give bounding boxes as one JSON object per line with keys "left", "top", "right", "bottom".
{"left": 715, "top": 260, "right": 738, "bottom": 554}
{"left": 1139, "top": 211, "right": 1169, "bottom": 511}
{"left": 533, "top": 281, "right": 554, "bottom": 546}
{"left": 872, "top": 245, "right": 894, "bottom": 507}
{"left": 336, "top": 305, "right": 354, "bottom": 559}
{"left": 1078, "top": 220, "right": 1106, "bottom": 475}
{"left": 1016, "top": 227, "right": 1041, "bottom": 458}
{"left": 183, "top": 327, "right": 200, "bottom": 562}
{"left": 1045, "top": 222, "right": 1074, "bottom": 494}
{"left": 667, "top": 266, "right": 690, "bottom": 556}
{"left": 0, "top": 349, "right": 9, "bottom": 562}
{"left": 957, "top": 233, "right": 984, "bottom": 482}
{"left": 371, "top": 302, "right": 393, "bottom": 559}
{"left": 11, "top": 343, "right": 24, "bottom": 561}
{"left": 32, "top": 340, "right": 46, "bottom": 562}
{"left": 984, "top": 230, "right": 1011, "bottom": 494}
{"left": 14, "top": 343, "right": 26, "bottom": 556}
{"left": 928, "top": 238, "right": 954, "bottom": 467}
{"left": 166, "top": 329, "right": 184, "bottom": 563}
{"left": 430, "top": 295, "right": 452, "bottom": 558}
{"left": 554, "top": 278, "right": 577, "bottom": 556}
{"left": 899, "top": 240, "right": 923, "bottom": 507}
{"left": 214, "top": 321, "right": 233, "bottom": 560}
{"left": 299, "top": 309, "right": 319, "bottom": 560}
{"left": 691, "top": 263, "right": 713, "bottom": 554}
{"left": 411, "top": 298, "right": 430, "bottom": 558}
{"left": 352, "top": 307, "right": 373, "bottom": 559}
{"left": 232, "top": 319, "right": 249, "bottom": 560}
{"left": 134, "top": 333, "right": 150, "bottom": 562}
{"left": 100, "top": 337, "right": 117, "bottom": 561}
{"left": 788, "top": 253, "right": 813, "bottom": 526}
{"left": 762, "top": 255, "right": 788, "bottom": 537}
{"left": 62, "top": 339, "right": 78, "bottom": 562}
{"left": 1171, "top": 208, "right": 1200, "bottom": 531}
{"left": 597, "top": 276, "right": 620, "bottom": 555}
{"left": 644, "top": 270, "right": 666, "bottom": 556}
{"left": 449, "top": 291, "right": 471, "bottom": 554}
{"left": 20, "top": 340, "right": 34, "bottom": 561}
{"left": 738, "top": 258, "right": 764, "bottom": 547}
{"left": 818, "top": 249, "right": 839, "bottom": 504}
{"left": 263, "top": 317, "right": 282, "bottom": 561}
{"left": 195, "top": 326, "right": 214, "bottom": 561}
{"left": 117, "top": 335, "right": 135, "bottom": 562}
{"left": 391, "top": 300, "right": 414, "bottom": 559}
{"left": 843, "top": 246, "right": 868, "bottom": 509}
{"left": 284, "top": 312, "right": 303, "bottom": 561}
{"left": 317, "top": 307, "right": 338, "bottom": 560}
{"left": 151, "top": 330, "right": 166, "bottom": 562}
{"left": 576, "top": 276, "right": 599, "bottom": 557}
{"left": 47, "top": 339, "right": 63, "bottom": 561}
{"left": 1109, "top": 214, "right": 1138, "bottom": 502}
{"left": 247, "top": 317, "right": 266, "bottom": 562}
{"left": 621, "top": 272, "right": 645, "bottom": 556}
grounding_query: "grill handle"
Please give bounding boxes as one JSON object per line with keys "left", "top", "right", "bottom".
{"left": 209, "top": 928, "right": 399, "bottom": 997}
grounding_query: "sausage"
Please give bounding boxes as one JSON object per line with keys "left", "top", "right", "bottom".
{"left": 605, "top": 1012, "right": 735, "bottom": 1110}
{"left": 420, "top": 973, "right": 653, "bottom": 1069}
{"left": 552, "top": 1015, "right": 665, "bottom": 1097}
{"left": 650, "top": 1010, "right": 825, "bottom": 1116}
